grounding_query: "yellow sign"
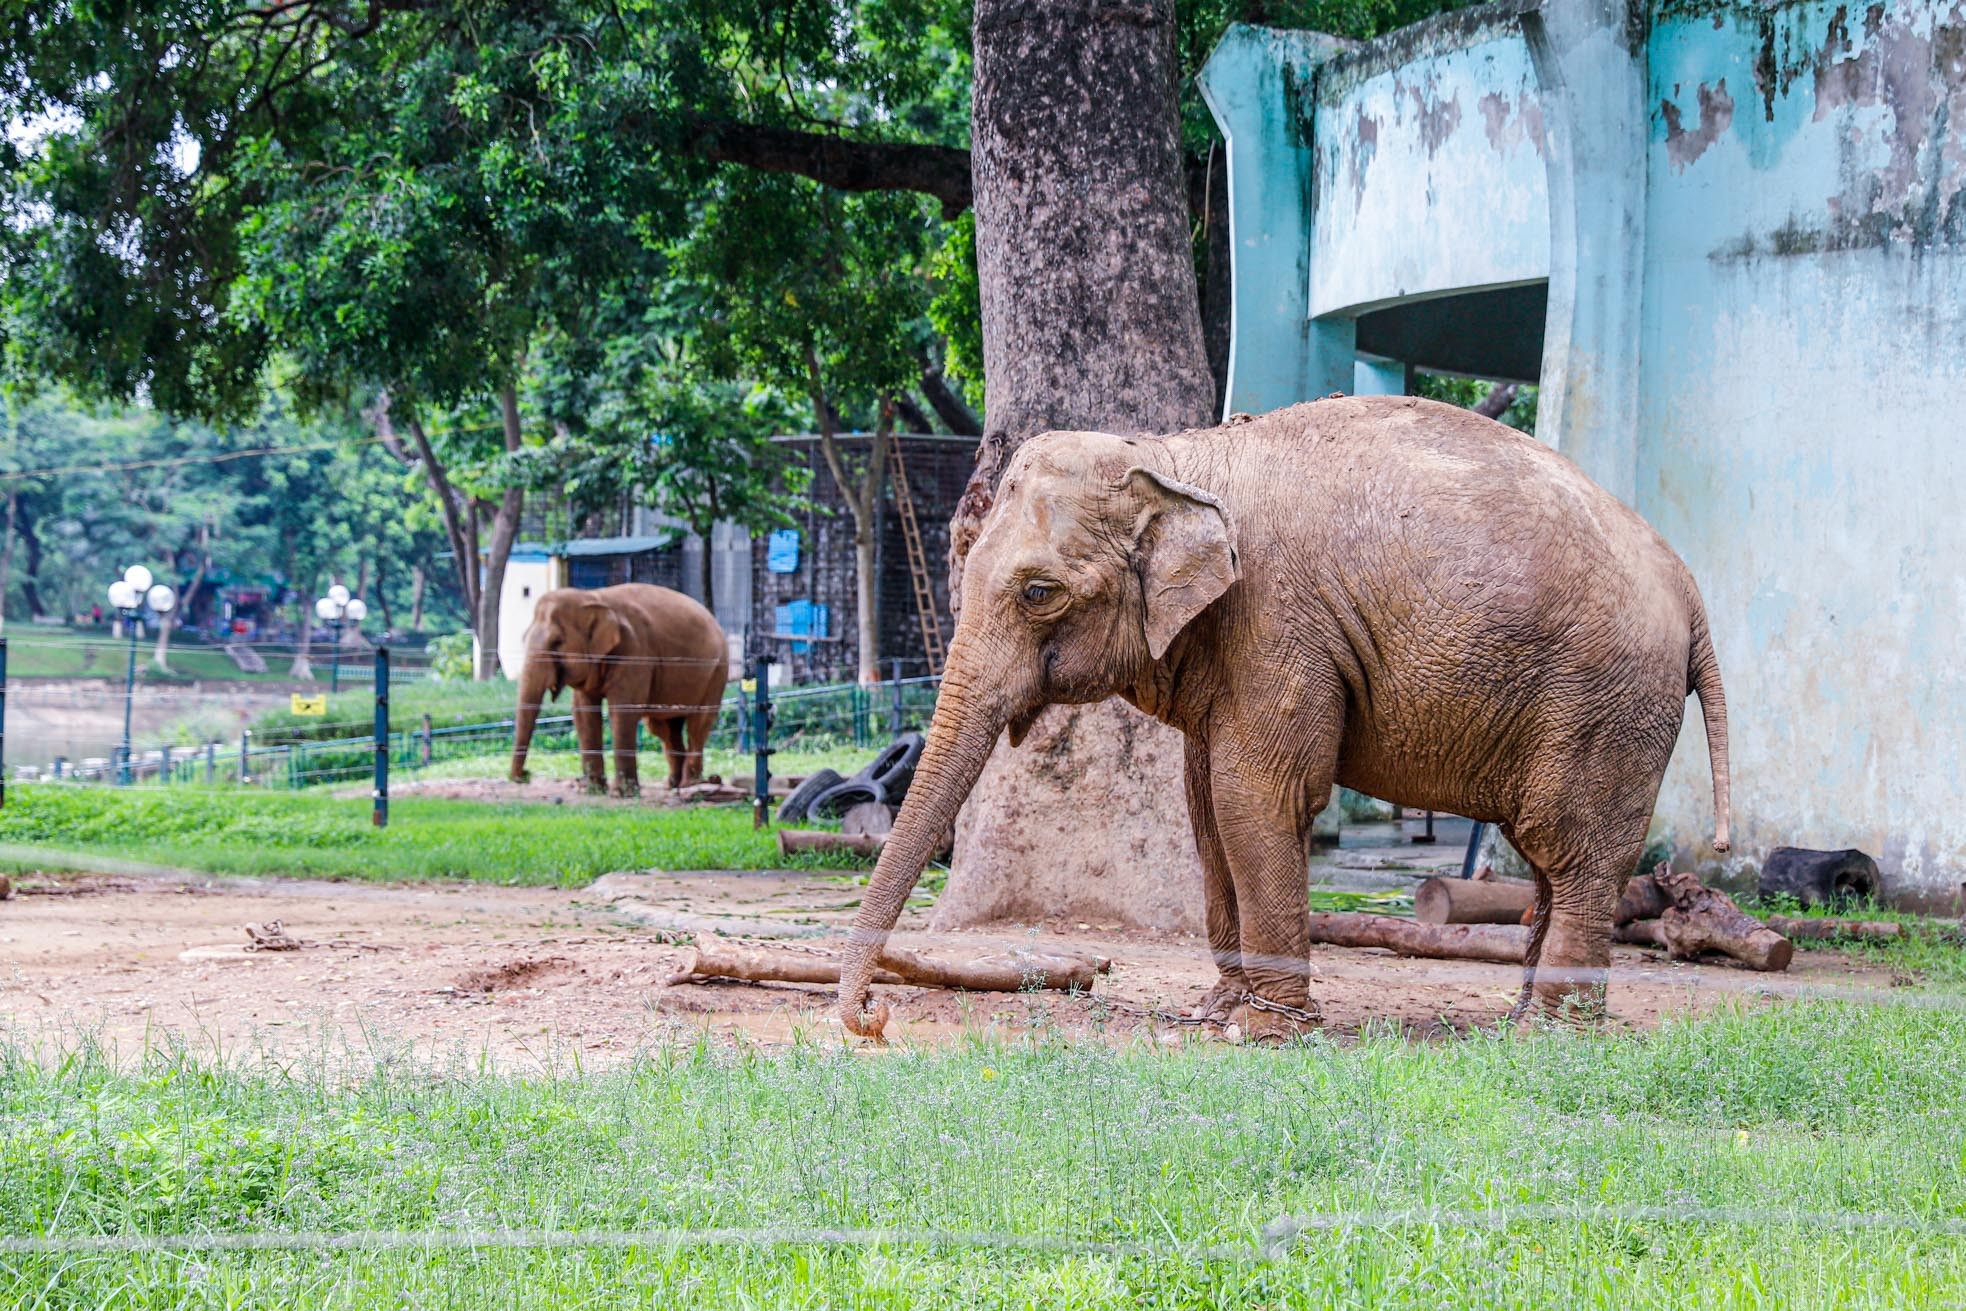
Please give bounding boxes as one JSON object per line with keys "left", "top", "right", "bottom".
{"left": 290, "top": 694, "right": 327, "bottom": 716}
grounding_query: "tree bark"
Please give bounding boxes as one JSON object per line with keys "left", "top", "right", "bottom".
{"left": 0, "top": 491, "right": 16, "bottom": 635}
{"left": 408, "top": 564, "right": 426, "bottom": 631}
{"left": 291, "top": 592, "right": 315, "bottom": 682}
{"left": 933, "top": 0, "right": 1217, "bottom": 934}
{"left": 398, "top": 403, "right": 480, "bottom": 623}
{"left": 1414, "top": 876, "right": 1536, "bottom": 925}
{"left": 676, "top": 115, "right": 973, "bottom": 217}
{"left": 14, "top": 502, "right": 45, "bottom": 619}
{"left": 1306, "top": 913, "right": 1530, "bottom": 963}
{"left": 474, "top": 383, "right": 527, "bottom": 681}
{"left": 919, "top": 360, "right": 983, "bottom": 436}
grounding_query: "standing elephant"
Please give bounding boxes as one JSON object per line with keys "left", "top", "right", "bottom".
{"left": 837, "top": 396, "right": 1731, "bottom": 1041}
{"left": 509, "top": 584, "right": 729, "bottom": 796}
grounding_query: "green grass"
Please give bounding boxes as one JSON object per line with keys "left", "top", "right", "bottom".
{"left": 0, "top": 786, "right": 873, "bottom": 882}
{"left": 4, "top": 1001, "right": 1966, "bottom": 1307}
{"left": 4, "top": 627, "right": 302, "bottom": 682}
{"left": 413, "top": 742, "right": 873, "bottom": 786}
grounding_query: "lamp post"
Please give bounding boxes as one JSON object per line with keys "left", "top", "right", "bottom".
{"left": 107, "top": 565, "right": 175, "bottom": 785}
{"left": 314, "top": 585, "right": 368, "bottom": 694}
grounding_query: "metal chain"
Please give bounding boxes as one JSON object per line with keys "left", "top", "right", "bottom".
{"left": 1241, "top": 989, "right": 1324, "bottom": 1025}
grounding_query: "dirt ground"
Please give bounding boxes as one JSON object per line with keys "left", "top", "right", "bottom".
{"left": 0, "top": 862, "right": 1907, "bottom": 1069}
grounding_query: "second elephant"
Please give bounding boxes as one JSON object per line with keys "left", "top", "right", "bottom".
{"left": 510, "top": 584, "right": 729, "bottom": 795}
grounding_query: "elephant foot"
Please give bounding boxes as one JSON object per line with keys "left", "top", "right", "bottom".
{"left": 611, "top": 780, "right": 642, "bottom": 800}
{"left": 579, "top": 779, "right": 608, "bottom": 796}
{"left": 510, "top": 770, "right": 531, "bottom": 785}
{"left": 1224, "top": 994, "right": 1322, "bottom": 1047}
{"left": 1508, "top": 971, "right": 1608, "bottom": 1029}
{"left": 1187, "top": 976, "right": 1249, "bottom": 1024}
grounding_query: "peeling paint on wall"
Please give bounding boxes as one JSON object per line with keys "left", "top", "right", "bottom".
{"left": 1661, "top": 77, "right": 1737, "bottom": 168}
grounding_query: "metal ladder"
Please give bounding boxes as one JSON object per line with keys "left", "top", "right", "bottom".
{"left": 885, "top": 433, "right": 948, "bottom": 676}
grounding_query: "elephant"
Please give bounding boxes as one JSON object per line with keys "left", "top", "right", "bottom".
{"left": 836, "top": 396, "right": 1731, "bottom": 1042}
{"left": 509, "top": 583, "right": 729, "bottom": 796}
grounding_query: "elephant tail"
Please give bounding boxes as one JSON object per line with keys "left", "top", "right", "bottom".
{"left": 1688, "top": 600, "right": 1732, "bottom": 854}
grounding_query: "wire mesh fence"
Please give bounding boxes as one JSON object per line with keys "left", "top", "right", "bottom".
{"left": 0, "top": 636, "right": 942, "bottom": 803}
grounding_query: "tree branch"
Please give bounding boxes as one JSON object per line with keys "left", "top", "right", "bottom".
{"left": 679, "top": 115, "right": 972, "bottom": 217}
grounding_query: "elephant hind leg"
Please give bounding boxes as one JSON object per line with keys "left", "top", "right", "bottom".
{"left": 644, "top": 717, "right": 683, "bottom": 789}
{"left": 1507, "top": 817, "right": 1648, "bottom": 1024}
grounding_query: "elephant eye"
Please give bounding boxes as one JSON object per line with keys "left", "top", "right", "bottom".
{"left": 1022, "top": 582, "right": 1055, "bottom": 605}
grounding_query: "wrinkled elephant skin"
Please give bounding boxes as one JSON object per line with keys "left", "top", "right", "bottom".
{"left": 835, "top": 397, "right": 1732, "bottom": 1041}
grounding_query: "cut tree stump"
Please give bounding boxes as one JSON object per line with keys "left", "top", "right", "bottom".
{"left": 1762, "top": 914, "right": 1902, "bottom": 942}
{"left": 1414, "top": 876, "right": 1534, "bottom": 925}
{"left": 671, "top": 931, "right": 1110, "bottom": 993}
{"left": 1305, "top": 912, "right": 1528, "bottom": 963}
{"left": 841, "top": 802, "right": 896, "bottom": 838}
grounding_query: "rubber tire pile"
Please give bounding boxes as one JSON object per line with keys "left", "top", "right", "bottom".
{"left": 777, "top": 732, "right": 926, "bottom": 823}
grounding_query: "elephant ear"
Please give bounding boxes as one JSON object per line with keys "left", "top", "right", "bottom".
{"left": 1125, "top": 467, "right": 1239, "bottom": 661}
{"left": 580, "top": 597, "right": 624, "bottom": 662}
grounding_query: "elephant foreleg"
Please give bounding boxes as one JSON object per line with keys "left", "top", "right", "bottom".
{"left": 1184, "top": 737, "right": 1248, "bottom": 1022}
{"left": 572, "top": 691, "right": 607, "bottom": 794}
{"left": 610, "top": 705, "right": 642, "bottom": 798}
{"left": 681, "top": 712, "right": 718, "bottom": 788}
{"left": 1210, "top": 746, "right": 1329, "bottom": 1044}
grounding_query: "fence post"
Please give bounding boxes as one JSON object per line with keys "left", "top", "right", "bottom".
{"left": 159, "top": 743, "right": 171, "bottom": 786}
{"left": 421, "top": 713, "right": 433, "bottom": 767}
{"left": 205, "top": 740, "right": 216, "bottom": 786}
{"left": 286, "top": 743, "right": 296, "bottom": 789}
{"left": 889, "top": 658, "right": 904, "bottom": 737}
{"left": 240, "top": 730, "right": 251, "bottom": 785}
{"left": 373, "top": 646, "right": 389, "bottom": 828}
{"left": 751, "top": 655, "right": 774, "bottom": 830}
{"left": 0, "top": 636, "right": 8, "bottom": 809}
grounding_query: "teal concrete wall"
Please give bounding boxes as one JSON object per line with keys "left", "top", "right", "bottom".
{"left": 1202, "top": 0, "right": 1966, "bottom": 904}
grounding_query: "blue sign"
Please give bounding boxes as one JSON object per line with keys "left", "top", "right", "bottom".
{"left": 775, "top": 598, "right": 828, "bottom": 654}
{"left": 766, "top": 529, "right": 801, "bottom": 574}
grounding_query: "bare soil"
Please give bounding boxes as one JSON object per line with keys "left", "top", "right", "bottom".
{"left": 0, "top": 866, "right": 1902, "bottom": 1068}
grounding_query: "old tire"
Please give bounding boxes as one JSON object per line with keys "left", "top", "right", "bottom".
{"left": 812, "top": 776, "right": 888, "bottom": 819}
{"left": 1758, "top": 847, "right": 1881, "bottom": 907}
{"left": 776, "top": 768, "right": 843, "bottom": 825}
{"left": 866, "top": 731, "right": 926, "bottom": 804}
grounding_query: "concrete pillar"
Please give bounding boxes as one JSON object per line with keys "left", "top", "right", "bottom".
{"left": 1524, "top": 0, "right": 1647, "bottom": 503}
{"left": 1353, "top": 357, "right": 1411, "bottom": 396}
{"left": 1198, "top": 25, "right": 1358, "bottom": 417}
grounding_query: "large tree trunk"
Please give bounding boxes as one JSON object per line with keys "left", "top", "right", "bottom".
{"left": 474, "top": 383, "right": 527, "bottom": 681}
{"left": 408, "top": 565, "right": 426, "bottom": 631}
{"left": 932, "top": 0, "right": 1217, "bottom": 933}
{"left": 15, "top": 502, "right": 45, "bottom": 619}
{"left": 0, "top": 491, "right": 15, "bottom": 635}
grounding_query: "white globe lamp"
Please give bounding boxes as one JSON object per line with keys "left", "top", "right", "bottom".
{"left": 123, "top": 564, "right": 153, "bottom": 593}
{"left": 146, "top": 584, "right": 176, "bottom": 613}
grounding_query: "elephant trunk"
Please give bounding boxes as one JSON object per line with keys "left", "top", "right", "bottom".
{"left": 837, "top": 649, "right": 1007, "bottom": 1039}
{"left": 510, "top": 660, "right": 554, "bottom": 782}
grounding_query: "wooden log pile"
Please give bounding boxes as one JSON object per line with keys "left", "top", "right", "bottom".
{"left": 1335, "top": 866, "right": 1828, "bottom": 973}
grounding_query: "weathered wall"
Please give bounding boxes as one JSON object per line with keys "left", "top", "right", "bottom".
{"left": 1205, "top": 0, "right": 1966, "bottom": 905}
{"left": 1640, "top": 0, "right": 1966, "bottom": 905}
{"left": 1311, "top": 10, "right": 1550, "bottom": 316}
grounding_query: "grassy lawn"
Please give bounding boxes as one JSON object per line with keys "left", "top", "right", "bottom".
{"left": 0, "top": 786, "right": 873, "bottom": 882}
{"left": 3, "top": 1001, "right": 1965, "bottom": 1307}
{"left": 4, "top": 628, "right": 301, "bottom": 682}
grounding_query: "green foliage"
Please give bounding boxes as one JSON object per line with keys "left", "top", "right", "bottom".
{"left": 1413, "top": 373, "right": 1540, "bottom": 434}
{"left": 425, "top": 631, "right": 476, "bottom": 682}
{"left": 927, "top": 211, "right": 986, "bottom": 409}
{"left": 5, "top": 1001, "right": 1966, "bottom": 1306}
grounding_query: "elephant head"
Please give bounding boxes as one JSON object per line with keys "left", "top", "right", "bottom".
{"left": 510, "top": 589, "right": 623, "bottom": 782}
{"left": 836, "top": 431, "right": 1238, "bottom": 1036}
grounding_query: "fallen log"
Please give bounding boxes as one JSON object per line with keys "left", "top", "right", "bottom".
{"left": 1646, "top": 869, "right": 1792, "bottom": 971}
{"left": 1306, "top": 912, "right": 1528, "bottom": 963}
{"left": 672, "top": 931, "right": 1110, "bottom": 993}
{"left": 1414, "top": 876, "right": 1534, "bottom": 925}
{"left": 777, "top": 829, "right": 883, "bottom": 858}
{"left": 1761, "top": 914, "right": 1902, "bottom": 942}
{"left": 1615, "top": 873, "right": 1669, "bottom": 925}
